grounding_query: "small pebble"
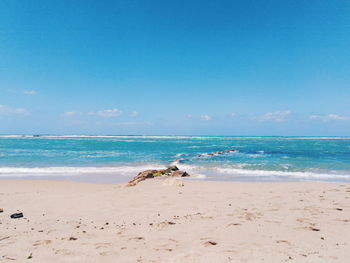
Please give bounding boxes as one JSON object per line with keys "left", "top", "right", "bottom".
{"left": 10, "top": 212, "right": 23, "bottom": 219}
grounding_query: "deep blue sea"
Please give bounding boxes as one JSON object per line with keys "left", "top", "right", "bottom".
{"left": 1, "top": 135, "right": 350, "bottom": 183}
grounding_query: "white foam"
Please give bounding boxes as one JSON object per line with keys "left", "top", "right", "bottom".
{"left": 0, "top": 135, "right": 226, "bottom": 139}
{"left": 246, "top": 154, "right": 263, "bottom": 158}
{"left": 0, "top": 135, "right": 33, "bottom": 138}
{"left": 177, "top": 164, "right": 350, "bottom": 181}
{"left": 194, "top": 173, "right": 207, "bottom": 179}
{"left": 0, "top": 163, "right": 349, "bottom": 181}
{"left": 1, "top": 135, "right": 350, "bottom": 140}
{"left": 0, "top": 164, "right": 165, "bottom": 177}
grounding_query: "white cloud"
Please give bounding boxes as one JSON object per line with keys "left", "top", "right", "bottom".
{"left": 260, "top": 110, "right": 291, "bottom": 122}
{"left": 91, "top": 108, "right": 122, "bottom": 118}
{"left": 63, "top": 111, "right": 79, "bottom": 117}
{"left": 200, "top": 114, "right": 212, "bottom": 121}
{"left": 130, "top": 111, "right": 139, "bottom": 117}
{"left": 112, "top": 121, "right": 152, "bottom": 127}
{"left": 23, "top": 90, "right": 37, "bottom": 95}
{"left": 310, "top": 114, "right": 350, "bottom": 122}
{"left": 0, "top": 105, "right": 30, "bottom": 118}
{"left": 230, "top": 113, "right": 236, "bottom": 117}
{"left": 62, "top": 108, "right": 123, "bottom": 118}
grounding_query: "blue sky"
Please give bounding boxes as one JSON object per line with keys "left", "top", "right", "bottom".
{"left": 0, "top": 0, "right": 350, "bottom": 135}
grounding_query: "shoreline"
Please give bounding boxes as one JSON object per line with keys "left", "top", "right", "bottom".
{"left": 0, "top": 178, "right": 349, "bottom": 262}
{"left": 1, "top": 174, "right": 350, "bottom": 184}
{"left": 1, "top": 165, "right": 350, "bottom": 183}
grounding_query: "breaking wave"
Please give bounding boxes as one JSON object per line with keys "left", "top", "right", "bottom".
{"left": 177, "top": 164, "right": 350, "bottom": 181}
{"left": 0, "top": 164, "right": 165, "bottom": 177}
{"left": 1, "top": 135, "right": 349, "bottom": 140}
{"left": 0, "top": 163, "right": 350, "bottom": 182}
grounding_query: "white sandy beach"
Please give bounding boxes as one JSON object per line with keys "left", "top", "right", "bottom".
{"left": 0, "top": 178, "right": 349, "bottom": 263}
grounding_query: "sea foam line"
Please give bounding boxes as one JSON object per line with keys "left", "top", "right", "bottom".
{"left": 0, "top": 165, "right": 165, "bottom": 177}
{"left": 1, "top": 135, "right": 350, "bottom": 140}
{"left": 1, "top": 164, "right": 350, "bottom": 181}
{"left": 177, "top": 164, "right": 350, "bottom": 180}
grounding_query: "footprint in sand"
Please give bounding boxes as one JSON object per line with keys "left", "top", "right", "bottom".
{"left": 200, "top": 237, "right": 218, "bottom": 247}
{"left": 99, "top": 251, "right": 117, "bottom": 256}
{"left": 33, "top": 240, "right": 52, "bottom": 246}
{"left": 129, "top": 236, "right": 145, "bottom": 241}
{"left": 54, "top": 249, "right": 75, "bottom": 256}
{"left": 95, "top": 242, "right": 112, "bottom": 249}
{"left": 168, "top": 238, "right": 179, "bottom": 243}
{"left": 276, "top": 240, "right": 292, "bottom": 246}
{"left": 2, "top": 256, "right": 17, "bottom": 261}
{"left": 159, "top": 243, "right": 175, "bottom": 251}
{"left": 203, "top": 241, "right": 218, "bottom": 246}
{"left": 226, "top": 223, "right": 241, "bottom": 227}
{"left": 243, "top": 212, "right": 262, "bottom": 221}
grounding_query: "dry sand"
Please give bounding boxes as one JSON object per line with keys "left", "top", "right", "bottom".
{"left": 0, "top": 178, "right": 349, "bottom": 262}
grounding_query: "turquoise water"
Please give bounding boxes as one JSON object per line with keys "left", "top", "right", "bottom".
{"left": 1, "top": 135, "right": 350, "bottom": 182}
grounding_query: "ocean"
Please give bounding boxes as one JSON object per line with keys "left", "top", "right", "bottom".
{"left": 1, "top": 135, "right": 350, "bottom": 183}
